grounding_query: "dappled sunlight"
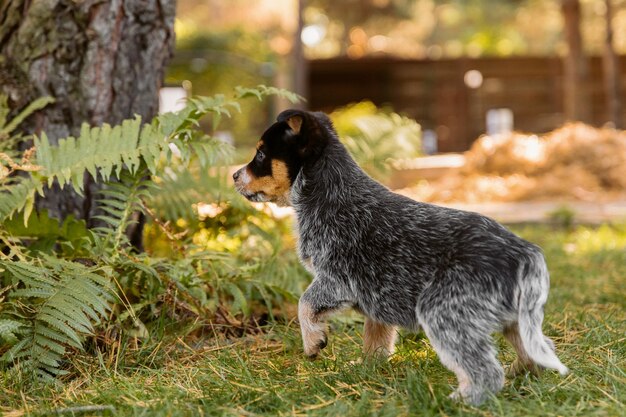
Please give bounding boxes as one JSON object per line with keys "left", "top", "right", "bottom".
{"left": 4, "top": 1, "right": 626, "bottom": 415}
{"left": 250, "top": 202, "right": 295, "bottom": 219}
{"left": 195, "top": 202, "right": 226, "bottom": 219}
{"left": 511, "top": 135, "right": 545, "bottom": 164}
{"left": 563, "top": 224, "right": 626, "bottom": 255}
{"left": 391, "top": 343, "right": 436, "bottom": 365}
{"left": 402, "top": 123, "right": 626, "bottom": 203}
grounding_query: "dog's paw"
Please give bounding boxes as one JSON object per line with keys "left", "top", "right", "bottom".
{"left": 304, "top": 331, "right": 327, "bottom": 359}
{"left": 449, "top": 388, "right": 488, "bottom": 406}
{"left": 449, "top": 389, "right": 463, "bottom": 402}
{"left": 506, "top": 359, "right": 542, "bottom": 378}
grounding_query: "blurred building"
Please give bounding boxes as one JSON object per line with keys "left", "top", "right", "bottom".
{"left": 308, "top": 55, "right": 626, "bottom": 152}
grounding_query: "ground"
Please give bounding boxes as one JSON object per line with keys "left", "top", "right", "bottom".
{"left": 1, "top": 225, "right": 625, "bottom": 417}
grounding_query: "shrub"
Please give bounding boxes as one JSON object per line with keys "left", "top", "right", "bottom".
{"left": 0, "top": 85, "right": 303, "bottom": 381}
{"left": 330, "top": 101, "right": 422, "bottom": 181}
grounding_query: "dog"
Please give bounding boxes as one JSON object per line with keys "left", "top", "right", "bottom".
{"left": 233, "top": 109, "right": 568, "bottom": 405}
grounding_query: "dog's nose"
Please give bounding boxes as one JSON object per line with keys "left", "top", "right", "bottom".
{"left": 233, "top": 170, "right": 241, "bottom": 182}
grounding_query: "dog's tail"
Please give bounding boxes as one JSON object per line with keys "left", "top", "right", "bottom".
{"left": 517, "top": 250, "right": 569, "bottom": 375}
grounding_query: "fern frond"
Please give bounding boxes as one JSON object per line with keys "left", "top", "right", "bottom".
{"left": 0, "top": 319, "right": 24, "bottom": 344}
{"left": 0, "top": 95, "right": 54, "bottom": 156}
{"left": 234, "top": 85, "right": 303, "bottom": 104}
{"left": 93, "top": 170, "right": 152, "bottom": 253}
{"left": 34, "top": 117, "right": 144, "bottom": 192}
{"left": 0, "top": 176, "right": 39, "bottom": 223}
{"left": 190, "top": 137, "right": 234, "bottom": 167}
{"left": 222, "top": 281, "right": 250, "bottom": 317}
{"left": 34, "top": 324, "right": 82, "bottom": 349}
{"left": 0, "top": 96, "right": 55, "bottom": 137}
{"left": 3, "top": 85, "right": 297, "bottom": 225}
{"left": 0, "top": 257, "right": 112, "bottom": 378}
{"left": 148, "top": 165, "right": 246, "bottom": 223}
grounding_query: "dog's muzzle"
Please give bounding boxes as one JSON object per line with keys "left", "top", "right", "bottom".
{"left": 233, "top": 167, "right": 267, "bottom": 202}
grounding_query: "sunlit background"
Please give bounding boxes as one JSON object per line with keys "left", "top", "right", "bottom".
{"left": 165, "top": 0, "right": 626, "bottom": 213}
{"left": 2, "top": 3, "right": 626, "bottom": 411}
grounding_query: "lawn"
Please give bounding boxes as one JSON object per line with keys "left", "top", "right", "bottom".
{"left": 1, "top": 224, "right": 625, "bottom": 417}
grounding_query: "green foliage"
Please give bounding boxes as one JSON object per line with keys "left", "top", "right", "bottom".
{"left": 93, "top": 172, "right": 152, "bottom": 256}
{"left": 0, "top": 319, "right": 23, "bottom": 344}
{"left": 0, "top": 95, "right": 55, "bottom": 155}
{"left": 3, "top": 210, "right": 90, "bottom": 255}
{"left": 0, "top": 176, "right": 40, "bottom": 224}
{"left": 234, "top": 85, "right": 301, "bottom": 105}
{"left": 1, "top": 86, "right": 301, "bottom": 225}
{"left": 0, "top": 85, "right": 305, "bottom": 382}
{"left": 148, "top": 166, "right": 236, "bottom": 223}
{"left": 2, "top": 223, "right": 625, "bottom": 416}
{"left": 166, "top": 27, "right": 281, "bottom": 148}
{"left": 0, "top": 95, "right": 55, "bottom": 223}
{"left": 547, "top": 205, "right": 577, "bottom": 229}
{"left": 305, "top": 0, "right": 570, "bottom": 58}
{"left": 0, "top": 257, "right": 112, "bottom": 381}
{"left": 330, "top": 101, "right": 422, "bottom": 181}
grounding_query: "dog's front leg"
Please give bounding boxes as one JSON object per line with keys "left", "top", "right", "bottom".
{"left": 364, "top": 318, "right": 397, "bottom": 357}
{"left": 298, "top": 278, "right": 347, "bottom": 358}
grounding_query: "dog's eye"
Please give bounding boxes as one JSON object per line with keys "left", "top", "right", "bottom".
{"left": 256, "top": 151, "right": 265, "bottom": 162}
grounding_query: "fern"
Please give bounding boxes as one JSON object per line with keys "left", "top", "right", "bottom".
{"left": 0, "top": 319, "right": 23, "bottom": 344}
{"left": 0, "top": 85, "right": 303, "bottom": 382}
{"left": 234, "top": 85, "right": 302, "bottom": 104}
{"left": 149, "top": 165, "right": 246, "bottom": 222}
{"left": 0, "top": 256, "right": 112, "bottom": 379}
{"left": 0, "top": 176, "right": 40, "bottom": 223}
{"left": 1, "top": 85, "right": 287, "bottom": 224}
{"left": 92, "top": 170, "right": 153, "bottom": 255}
{"left": 0, "top": 95, "right": 55, "bottom": 154}
{"left": 0, "top": 94, "right": 52, "bottom": 222}
{"left": 330, "top": 101, "right": 422, "bottom": 180}
{"left": 2, "top": 210, "right": 90, "bottom": 255}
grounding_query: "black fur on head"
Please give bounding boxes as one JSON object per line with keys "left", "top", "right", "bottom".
{"left": 276, "top": 109, "right": 331, "bottom": 161}
{"left": 232, "top": 109, "right": 333, "bottom": 205}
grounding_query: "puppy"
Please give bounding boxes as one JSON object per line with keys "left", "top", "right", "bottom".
{"left": 233, "top": 109, "right": 568, "bottom": 405}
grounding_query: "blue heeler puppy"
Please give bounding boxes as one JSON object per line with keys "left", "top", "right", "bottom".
{"left": 233, "top": 109, "right": 568, "bottom": 405}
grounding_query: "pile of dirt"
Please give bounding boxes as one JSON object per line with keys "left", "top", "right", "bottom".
{"left": 401, "top": 123, "right": 626, "bottom": 203}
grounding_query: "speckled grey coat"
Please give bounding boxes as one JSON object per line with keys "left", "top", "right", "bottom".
{"left": 234, "top": 110, "right": 568, "bottom": 405}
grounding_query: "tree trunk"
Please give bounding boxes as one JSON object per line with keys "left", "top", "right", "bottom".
{"left": 0, "top": 0, "right": 175, "bottom": 237}
{"left": 561, "top": 0, "right": 590, "bottom": 123}
{"left": 293, "top": 0, "right": 308, "bottom": 109}
{"left": 603, "top": 0, "right": 622, "bottom": 129}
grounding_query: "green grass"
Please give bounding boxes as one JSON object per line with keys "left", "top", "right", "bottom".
{"left": 1, "top": 224, "right": 625, "bottom": 417}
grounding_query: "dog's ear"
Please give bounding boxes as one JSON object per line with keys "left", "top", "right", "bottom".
{"left": 277, "top": 109, "right": 305, "bottom": 134}
{"left": 277, "top": 109, "right": 329, "bottom": 160}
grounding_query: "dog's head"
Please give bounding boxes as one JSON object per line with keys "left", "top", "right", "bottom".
{"left": 233, "top": 109, "right": 330, "bottom": 206}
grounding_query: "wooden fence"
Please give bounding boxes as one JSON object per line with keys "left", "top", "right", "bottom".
{"left": 308, "top": 56, "right": 626, "bottom": 152}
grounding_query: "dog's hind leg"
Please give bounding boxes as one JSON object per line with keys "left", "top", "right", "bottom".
{"left": 417, "top": 283, "right": 505, "bottom": 405}
{"left": 298, "top": 278, "right": 350, "bottom": 358}
{"left": 364, "top": 318, "right": 397, "bottom": 357}
{"left": 420, "top": 317, "right": 504, "bottom": 405}
{"left": 503, "top": 323, "right": 542, "bottom": 377}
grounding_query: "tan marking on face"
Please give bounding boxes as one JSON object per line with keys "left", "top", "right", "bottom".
{"left": 363, "top": 318, "right": 397, "bottom": 357}
{"left": 243, "top": 160, "right": 291, "bottom": 205}
{"left": 286, "top": 116, "right": 303, "bottom": 133}
{"left": 256, "top": 140, "right": 264, "bottom": 150}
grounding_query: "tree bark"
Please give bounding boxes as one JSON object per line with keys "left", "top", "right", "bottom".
{"left": 0, "top": 0, "right": 175, "bottom": 233}
{"left": 561, "top": 0, "right": 590, "bottom": 123}
{"left": 603, "top": 0, "right": 622, "bottom": 129}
